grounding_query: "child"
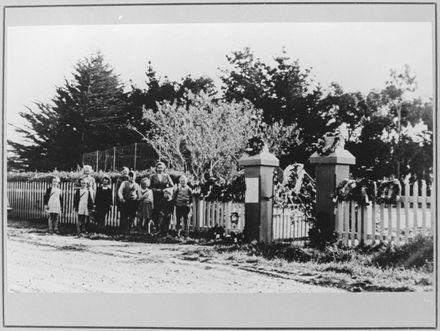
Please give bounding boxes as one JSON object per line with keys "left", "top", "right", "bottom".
{"left": 82, "top": 165, "right": 96, "bottom": 201}
{"left": 94, "top": 175, "right": 113, "bottom": 230}
{"left": 115, "top": 167, "right": 129, "bottom": 203}
{"left": 137, "top": 177, "right": 154, "bottom": 234}
{"left": 117, "top": 171, "right": 141, "bottom": 235}
{"left": 174, "top": 175, "right": 193, "bottom": 238}
{"left": 157, "top": 188, "right": 175, "bottom": 237}
{"left": 150, "top": 162, "right": 174, "bottom": 228}
{"left": 73, "top": 177, "right": 94, "bottom": 235}
{"left": 43, "top": 176, "right": 63, "bottom": 234}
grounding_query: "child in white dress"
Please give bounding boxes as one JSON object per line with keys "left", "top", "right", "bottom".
{"left": 82, "top": 165, "right": 96, "bottom": 201}
{"left": 43, "top": 176, "right": 63, "bottom": 234}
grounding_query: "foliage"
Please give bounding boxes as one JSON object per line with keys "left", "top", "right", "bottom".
{"left": 214, "top": 235, "right": 433, "bottom": 270}
{"left": 8, "top": 52, "right": 129, "bottom": 171}
{"left": 191, "top": 172, "right": 245, "bottom": 202}
{"left": 331, "top": 177, "right": 407, "bottom": 206}
{"left": 313, "top": 123, "right": 349, "bottom": 156}
{"left": 124, "top": 63, "right": 217, "bottom": 139}
{"left": 307, "top": 214, "right": 338, "bottom": 249}
{"left": 331, "top": 178, "right": 376, "bottom": 206}
{"left": 372, "top": 235, "right": 433, "bottom": 270}
{"left": 244, "top": 136, "right": 265, "bottom": 156}
{"left": 376, "top": 178, "right": 402, "bottom": 204}
{"left": 346, "top": 66, "right": 433, "bottom": 183}
{"left": 220, "top": 49, "right": 432, "bottom": 181}
{"left": 142, "top": 91, "right": 263, "bottom": 183}
{"left": 273, "top": 163, "right": 316, "bottom": 219}
{"left": 245, "top": 118, "right": 299, "bottom": 157}
{"left": 220, "top": 47, "right": 329, "bottom": 166}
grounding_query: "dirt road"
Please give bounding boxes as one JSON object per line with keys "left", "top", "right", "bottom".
{"left": 7, "top": 225, "right": 344, "bottom": 293}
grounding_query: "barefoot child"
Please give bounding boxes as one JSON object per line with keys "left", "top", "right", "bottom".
{"left": 95, "top": 175, "right": 113, "bottom": 230}
{"left": 137, "top": 177, "right": 154, "bottom": 234}
{"left": 174, "top": 175, "right": 193, "bottom": 238}
{"left": 73, "top": 177, "right": 94, "bottom": 235}
{"left": 157, "top": 188, "right": 174, "bottom": 237}
{"left": 43, "top": 176, "right": 63, "bottom": 234}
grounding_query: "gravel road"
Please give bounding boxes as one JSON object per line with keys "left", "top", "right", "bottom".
{"left": 7, "top": 225, "right": 344, "bottom": 293}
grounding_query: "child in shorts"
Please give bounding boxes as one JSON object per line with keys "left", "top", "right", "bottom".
{"left": 157, "top": 188, "right": 174, "bottom": 237}
{"left": 174, "top": 175, "right": 193, "bottom": 238}
{"left": 117, "top": 171, "right": 141, "bottom": 235}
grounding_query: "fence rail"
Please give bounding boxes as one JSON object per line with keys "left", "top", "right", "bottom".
{"left": 335, "top": 180, "right": 434, "bottom": 246}
{"left": 7, "top": 181, "right": 309, "bottom": 241}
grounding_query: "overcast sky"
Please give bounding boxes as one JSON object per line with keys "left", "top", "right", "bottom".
{"left": 6, "top": 22, "right": 433, "bottom": 144}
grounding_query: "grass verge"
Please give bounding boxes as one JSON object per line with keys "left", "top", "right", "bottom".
{"left": 185, "top": 236, "right": 434, "bottom": 292}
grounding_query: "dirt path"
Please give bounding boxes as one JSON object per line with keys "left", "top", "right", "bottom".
{"left": 7, "top": 225, "right": 344, "bottom": 293}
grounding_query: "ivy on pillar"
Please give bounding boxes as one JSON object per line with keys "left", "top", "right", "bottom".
{"left": 238, "top": 144, "right": 279, "bottom": 243}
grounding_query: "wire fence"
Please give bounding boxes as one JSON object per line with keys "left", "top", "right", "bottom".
{"left": 82, "top": 142, "right": 157, "bottom": 172}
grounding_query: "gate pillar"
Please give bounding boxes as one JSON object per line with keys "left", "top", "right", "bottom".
{"left": 238, "top": 145, "right": 279, "bottom": 243}
{"left": 309, "top": 148, "right": 355, "bottom": 239}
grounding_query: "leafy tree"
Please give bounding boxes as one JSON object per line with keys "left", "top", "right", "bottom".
{"left": 220, "top": 50, "right": 432, "bottom": 182}
{"left": 219, "top": 48, "right": 330, "bottom": 166}
{"left": 9, "top": 52, "right": 128, "bottom": 171}
{"left": 124, "top": 63, "right": 217, "bottom": 140}
{"left": 347, "top": 66, "right": 433, "bottom": 182}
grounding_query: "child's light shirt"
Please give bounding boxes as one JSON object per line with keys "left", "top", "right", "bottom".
{"left": 83, "top": 176, "right": 96, "bottom": 200}
{"left": 140, "top": 188, "right": 154, "bottom": 203}
{"left": 47, "top": 187, "right": 62, "bottom": 214}
{"left": 78, "top": 188, "right": 90, "bottom": 216}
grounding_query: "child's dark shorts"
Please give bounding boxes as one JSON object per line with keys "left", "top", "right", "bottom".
{"left": 175, "top": 205, "right": 190, "bottom": 223}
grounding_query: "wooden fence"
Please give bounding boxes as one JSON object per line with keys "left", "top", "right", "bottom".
{"left": 272, "top": 205, "right": 310, "bottom": 242}
{"left": 335, "top": 180, "right": 434, "bottom": 245}
{"left": 7, "top": 181, "right": 309, "bottom": 241}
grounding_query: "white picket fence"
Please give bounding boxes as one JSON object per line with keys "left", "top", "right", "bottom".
{"left": 7, "top": 181, "right": 309, "bottom": 240}
{"left": 272, "top": 205, "right": 310, "bottom": 242}
{"left": 335, "top": 180, "right": 434, "bottom": 245}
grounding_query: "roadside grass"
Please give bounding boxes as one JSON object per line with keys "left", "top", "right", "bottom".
{"left": 185, "top": 236, "right": 434, "bottom": 292}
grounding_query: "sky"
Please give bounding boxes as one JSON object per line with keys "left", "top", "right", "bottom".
{"left": 6, "top": 22, "right": 433, "bottom": 144}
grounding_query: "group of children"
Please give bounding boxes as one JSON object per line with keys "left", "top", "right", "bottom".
{"left": 43, "top": 163, "right": 194, "bottom": 238}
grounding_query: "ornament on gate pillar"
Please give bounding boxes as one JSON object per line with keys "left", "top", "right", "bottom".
{"left": 314, "top": 123, "right": 349, "bottom": 156}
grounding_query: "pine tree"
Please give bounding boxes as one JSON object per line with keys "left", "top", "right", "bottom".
{"left": 9, "top": 52, "right": 128, "bottom": 171}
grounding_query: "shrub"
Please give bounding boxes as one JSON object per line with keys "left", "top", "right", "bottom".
{"left": 372, "top": 235, "right": 433, "bottom": 269}
{"left": 249, "top": 242, "right": 313, "bottom": 262}
{"left": 213, "top": 235, "right": 433, "bottom": 271}
{"left": 307, "top": 212, "right": 336, "bottom": 250}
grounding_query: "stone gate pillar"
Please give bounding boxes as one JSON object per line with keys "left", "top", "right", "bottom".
{"left": 238, "top": 145, "right": 279, "bottom": 243}
{"left": 309, "top": 148, "right": 355, "bottom": 238}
